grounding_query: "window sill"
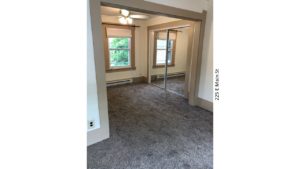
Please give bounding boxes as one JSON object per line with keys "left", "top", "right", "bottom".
{"left": 152, "top": 64, "right": 175, "bottom": 68}
{"left": 106, "top": 66, "right": 136, "bottom": 73}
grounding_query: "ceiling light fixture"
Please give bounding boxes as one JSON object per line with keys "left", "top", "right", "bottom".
{"left": 119, "top": 17, "right": 127, "bottom": 25}
{"left": 120, "top": 9, "right": 130, "bottom": 17}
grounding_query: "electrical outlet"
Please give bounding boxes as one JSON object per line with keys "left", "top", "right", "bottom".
{"left": 88, "top": 120, "right": 95, "bottom": 129}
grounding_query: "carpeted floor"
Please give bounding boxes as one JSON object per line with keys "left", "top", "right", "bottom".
{"left": 87, "top": 83, "right": 213, "bottom": 169}
{"left": 151, "top": 76, "right": 186, "bottom": 96}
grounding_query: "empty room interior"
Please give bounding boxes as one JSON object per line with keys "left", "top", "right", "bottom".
{"left": 87, "top": 0, "right": 213, "bottom": 169}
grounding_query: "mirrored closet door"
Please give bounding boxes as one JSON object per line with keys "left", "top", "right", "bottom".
{"left": 149, "top": 27, "right": 191, "bottom": 97}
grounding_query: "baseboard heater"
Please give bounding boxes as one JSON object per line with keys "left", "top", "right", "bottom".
{"left": 106, "top": 78, "right": 133, "bottom": 87}
{"left": 157, "top": 72, "right": 185, "bottom": 79}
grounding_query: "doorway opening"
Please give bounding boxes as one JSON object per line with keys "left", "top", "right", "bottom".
{"left": 100, "top": 5, "right": 200, "bottom": 101}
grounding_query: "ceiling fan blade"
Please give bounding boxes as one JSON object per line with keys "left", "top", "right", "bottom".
{"left": 129, "top": 14, "right": 149, "bottom": 19}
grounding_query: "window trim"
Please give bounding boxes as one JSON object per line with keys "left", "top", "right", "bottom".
{"left": 103, "top": 24, "right": 136, "bottom": 72}
{"left": 153, "top": 31, "right": 177, "bottom": 68}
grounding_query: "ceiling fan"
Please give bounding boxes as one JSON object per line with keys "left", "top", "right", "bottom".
{"left": 118, "top": 9, "right": 149, "bottom": 25}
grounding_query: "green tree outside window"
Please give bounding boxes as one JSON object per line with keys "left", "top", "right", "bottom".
{"left": 109, "top": 38, "right": 131, "bottom": 67}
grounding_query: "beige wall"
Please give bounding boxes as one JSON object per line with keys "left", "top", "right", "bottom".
{"left": 146, "top": 16, "right": 180, "bottom": 26}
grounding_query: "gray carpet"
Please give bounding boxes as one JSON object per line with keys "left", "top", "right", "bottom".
{"left": 87, "top": 83, "right": 213, "bottom": 169}
{"left": 152, "top": 76, "right": 186, "bottom": 96}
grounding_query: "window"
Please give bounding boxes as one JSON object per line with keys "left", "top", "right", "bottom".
{"left": 156, "top": 39, "right": 174, "bottom": 65}
{"left": 104, "top": 25, "right": 135, "bottom": 72}
{"left": 108, "top": 37, "right": 131, "bottom": 68}
{"left": 153, "top": 31, "right": 177, "bottom": 68}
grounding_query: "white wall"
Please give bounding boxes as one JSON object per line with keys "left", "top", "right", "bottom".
{"left": 144, "top": 0, "right": 213, "bottom": 102}
{"left": 87, "top": 3, "right": 100, "bottom": 131}
{"left": 198, "top": 22, "right": 213, "bottom": 101}
{"left": 87, "top": 0, "right": 110, "bottom": 145}
{"left": 198, "top": 1, "right": 213, "bottom": 101}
